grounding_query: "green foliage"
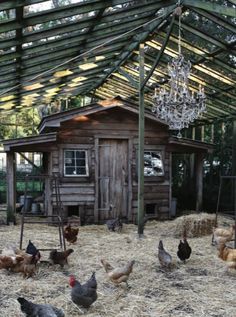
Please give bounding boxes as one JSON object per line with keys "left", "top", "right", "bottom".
{"left": 0, "top": 108, "right": 41, "bottom": 141}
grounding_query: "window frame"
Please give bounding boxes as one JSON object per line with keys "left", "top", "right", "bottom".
{"left": 63, "top": 149, "right": 89, "bottom": 177}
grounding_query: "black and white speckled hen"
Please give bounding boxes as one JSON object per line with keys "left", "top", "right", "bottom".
{"left": 177, "top": 232, "right": 192, "bottom": 263}
{"left": 17, "top": 297, "right": 64, "bottom": 317}
{"left": 69, "top": 272, "right": 97, "bottom": 308}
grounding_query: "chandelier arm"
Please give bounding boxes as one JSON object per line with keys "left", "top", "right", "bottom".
{"left": 141, "top": 15, "right": 175, "bottom": 90}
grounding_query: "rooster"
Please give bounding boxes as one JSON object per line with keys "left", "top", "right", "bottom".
{"left": 49, "top": 249, "right": 74, "bottom": 267}
{"left": 63, "top": 224, "right": 79, "bottom": 244}
{"left": 158, "top": 240, "right": 172, "bottom": 268}
{"left": 101, "top": 259, "right": 135, "bottom": 287}
{"left": 177, "top": 230, "right": 192, "bottom": 263}
{"left": 17, "top": 297, "right": 64, "bottom": 317}
{"left": 69, "top": 272, "right": 97, "bottom": 308}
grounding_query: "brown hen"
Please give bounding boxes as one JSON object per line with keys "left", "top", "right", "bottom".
{"left": 101, "top": 259, "right": 135, "bottom": 287}
{"left": 49, "top": 249, "right": 74, "bottom": 267}
{"left": 63, "top": 224, "right": 79, "bottom": 244}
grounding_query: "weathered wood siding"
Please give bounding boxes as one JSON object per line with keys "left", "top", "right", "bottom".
{"left": 49, "top": 108, "right": 170, "bottom": 222}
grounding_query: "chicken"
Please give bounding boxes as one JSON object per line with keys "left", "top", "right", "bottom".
{"left": 1, "top": 247, "right": 38, "bottom": 277}
{"left": 63, "top": 224, "right": 79, "bottom": 244}
{"left": 26, "top": 240, "right": 41, "bottom": 262}
{"left": 177, "top": 231, "right": 192, "bottom": 263}
{"left": 11, "top": 251, "right": 38, "bottom": 278}
{"left": 218, "top": 243, "right": 236, "bottom": 270}
{"left": 106, "top": 217, "right": 123, "bottom": 232}
{"left": 17, "top": 297, "right": 65, "bottom": 317}
{"left": 212, "top": 225, "right": 235, "bottom": 245}
{"left": 69, "top": 272, "right": 97, "bottom": 308}
{"left": 158, "top": 240, "right": 172, "bottom": 268}
{"left": 49, "top": 249, "right": 74, "bottom": 267}
{"left": 101, "top": 259, "right": 135, "bottom": 287}
{"left": 0, "top": 255, "right": 24, "bottom": 270}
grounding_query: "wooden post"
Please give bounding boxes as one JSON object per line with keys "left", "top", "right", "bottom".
{"left": 232, "top": 120, "right": 236, "bottom": 248}
{"left": 196, "top": 153, "right": 204, "bottom": 212}
{"left": 138, "top": 43, "right": 145, "bottom": 236}
{"left": 6, "top": 151, "right": 16, "bottom": 224}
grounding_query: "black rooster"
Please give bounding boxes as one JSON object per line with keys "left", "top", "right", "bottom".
{"left": 69, "top": 272, "right": 97, "bottom": 308}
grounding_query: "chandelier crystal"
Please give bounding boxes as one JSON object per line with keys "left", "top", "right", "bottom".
{"left": 152, "top": 6, "right": 206, "bottom": 137}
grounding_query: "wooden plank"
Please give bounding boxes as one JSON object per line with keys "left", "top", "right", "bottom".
{"left": 128, "top": 138, "right": 133, "bottom": 221}
{"left": 6, "top": 151, "right": 16, "bottom": 223}
{"left": 195, "top": 153, "right": 204, "bottom": 212}
{"left": 94, "top": 138, "right": 99, "bottom": 223}
{"left": 138, "top": 43, "right": 145, "bottom": 236}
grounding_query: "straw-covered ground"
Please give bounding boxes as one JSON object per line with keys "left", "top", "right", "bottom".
{"left": 0, "top": 213, "right": 235, "bottom": 317}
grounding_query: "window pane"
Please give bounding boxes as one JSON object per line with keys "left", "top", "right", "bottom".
{"left": 76, "top": 151, "right": 85, "bottom": 159}
{"left": 144, "top": 151, "right": 164, "bottom": 176}
{"left": 65, "top": 167, "right": 76, "bottom": 175}
{"left": 76, "top": 159, "right": 85, "bottom": 167}
{"left": 76, "top": 167, "right": 86, "bottom": 175}
{"left": 65, "top": 150, "right": 75, "bottom": 159}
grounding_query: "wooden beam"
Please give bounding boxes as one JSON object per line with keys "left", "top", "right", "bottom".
{"left": 138, "top": 43, "right": 145, "bottom": 236}
{"left": 18, "top": 152, "right": 39, "bottom": 170}
{"left": 85, "top": 5, "right": 176, "bottom": 95}
{"left": 6, "top": 151, "right": 16, "bottom": 224}
{"left": 141, "top": 14, "right": 175, "bottom": 89}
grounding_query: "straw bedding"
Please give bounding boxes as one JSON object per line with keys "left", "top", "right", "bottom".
{"left": 0, "top": 213, "right": 235, "bottom": 317}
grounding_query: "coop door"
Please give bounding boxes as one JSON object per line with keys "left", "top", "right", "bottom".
{"left": 98, "top": 139, "right": 129, "bottom": 221}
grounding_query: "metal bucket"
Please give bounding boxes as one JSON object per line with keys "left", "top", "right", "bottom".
{"left": 31, "top": 203, "right": 41, "bottom": 214}
{"left": 22, "top": 196, "right": 33, "bottom": 213}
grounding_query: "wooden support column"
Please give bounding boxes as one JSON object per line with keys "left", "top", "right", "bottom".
{"left": 232, "top": 120, "right": 236, "bottom": 248}
{"left": 137, "top": 43, "right": 145, "bottom": 236}
{"left": 190, "top": 127, "right": 195, "bottom": 179}
{"left": 195, "top": 153, "right": 204, "bottom": 212}
{"left": 6, "top": 151, "right": 16, "bottom": 224}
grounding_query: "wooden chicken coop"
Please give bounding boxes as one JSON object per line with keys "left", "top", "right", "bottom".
{"left": 3, "top": 97, "right": 213, "bottom": 224}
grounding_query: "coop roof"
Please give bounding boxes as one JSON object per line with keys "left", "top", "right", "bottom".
{"left": 0, "top": 1, "right": 235, "bottom": 126}
{"left": 3, "top": 131, "right": 57, "bottom": 151}
{"left": 37, "top": 96, "right": 168, "bottom": 133}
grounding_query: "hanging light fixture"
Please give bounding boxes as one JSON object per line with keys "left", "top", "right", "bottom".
{"left": 152, "top": 3, "right": 206, "bottom": 137}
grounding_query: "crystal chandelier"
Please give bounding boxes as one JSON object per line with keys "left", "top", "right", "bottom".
{"left": 152, "top": 4, "right": 206, "bottom": 137}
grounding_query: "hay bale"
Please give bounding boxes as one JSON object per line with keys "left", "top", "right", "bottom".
{"left": 173, "top": 212, "right": 216, "bottom": 238}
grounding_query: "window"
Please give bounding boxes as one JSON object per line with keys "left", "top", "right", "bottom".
{"left": 64, "top": 150, "right": 88, "bottom": 176}
{"left": 144, "top": 151, "right": 164, "bottom": 176}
